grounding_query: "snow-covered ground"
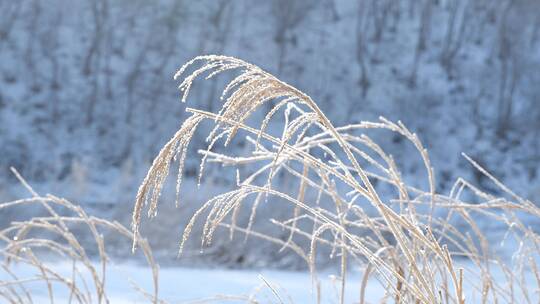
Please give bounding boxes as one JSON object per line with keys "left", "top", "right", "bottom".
{"left": 1, "top": 262, "right": 380, "bottom": 303}
{"left": 3, "top": 261, "right": 538, "bottom": 303}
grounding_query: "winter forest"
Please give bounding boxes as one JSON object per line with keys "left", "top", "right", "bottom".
{"left": 1, "top": 0, "right": 540, "bottom": 303}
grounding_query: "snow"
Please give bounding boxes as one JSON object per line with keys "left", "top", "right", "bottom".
{"left": 3, "top": 260, "right": 538, "bottom": 303}
{"left": 1, "top": 262, "right": 381, "bottom": 303}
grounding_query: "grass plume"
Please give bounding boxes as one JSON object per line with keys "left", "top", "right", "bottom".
{"left": 131, "top": 55, "right": 540, "bottom": 303}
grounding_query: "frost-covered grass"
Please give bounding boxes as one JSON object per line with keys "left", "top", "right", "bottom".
{"left": 129, "top": 56, "right": 540, "bottom": 303}
{"left": 1, "top": 54, "right": 540, "bottom": 303}
{"left": 2, "top": 1, "right": 540, "bottom": 273}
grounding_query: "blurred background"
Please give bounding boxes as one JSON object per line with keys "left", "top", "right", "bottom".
{"left": 1, "top": 0, "right": 539, "bottom": 267}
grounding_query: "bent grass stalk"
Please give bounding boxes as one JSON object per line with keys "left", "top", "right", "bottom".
{"left": 1, "top": 55, "right": 538, "bottom": 303}
{"left": 131, "top": 55, "right": 540, "bottom": 303}
{"left": 0, "top": 168, "right": 161, "bottom": 304}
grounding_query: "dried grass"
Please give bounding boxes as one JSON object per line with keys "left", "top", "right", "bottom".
{"left": 0, "top": 168, "right": 161, "bottom": 304}
{"left": 132, "top": 55, "right": 540, "bottom": 303}
{"left": 1, "top": 54, "right": 538, "bottom": 303}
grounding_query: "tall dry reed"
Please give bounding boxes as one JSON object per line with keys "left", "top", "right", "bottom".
{"left": 132, "top": 55, "right": 540, "bottom": 304}
{"left": 0, "top": 168, "right": 160, "bottom": 304}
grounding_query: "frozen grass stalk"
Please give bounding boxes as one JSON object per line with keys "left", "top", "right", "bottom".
{"left": 130, "top": 55, "right": 540, "bottom": 303}
{"left": 1, "top": 55, "right": 539, "bottom": 303}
